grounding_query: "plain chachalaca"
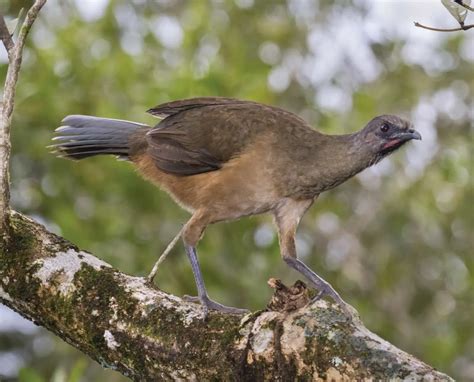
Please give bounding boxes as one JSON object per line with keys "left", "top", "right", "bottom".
{"left": 51, "top": 97, "right": 421, "bottom": 315}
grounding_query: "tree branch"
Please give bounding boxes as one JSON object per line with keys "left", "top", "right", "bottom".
{"left": 0, "top": 0, "right": 46, "bottom": 237}
{"left": 414, "top": 21, "right": 474, "bottom": 32}
{"left": 0, "top": 211, "right": 454, "bottom": 381}
{"left": 0, "top": 15, "right": 15, "bottom": 59}
{"left": 455, "top": 0, "right": 474, "bottom": 12}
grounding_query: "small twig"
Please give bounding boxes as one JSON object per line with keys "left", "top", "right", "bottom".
{"left": 0, "top": 0, "right": 47, "bottom": 236}
{"left": 414, "top": 21, "right": 474, "bottom": 32}
{"left": 0, "top": 15, "right": 14, "bottom": 59}
{"left": 455, "top": 0, "right": 474, "bottom": 12}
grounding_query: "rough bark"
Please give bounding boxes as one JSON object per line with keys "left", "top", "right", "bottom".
{"left": 0, "top": 211, "right": 453, "bottom": 381}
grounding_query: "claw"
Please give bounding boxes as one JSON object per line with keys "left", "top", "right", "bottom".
{"left": 183, "top": 295, "right": 249, "bottom": 315}
{"left": 182, "top": 295, "right": 200, "bottom": 304}
{"left": 310, "top": 285, "right": 356, "bottom": 318}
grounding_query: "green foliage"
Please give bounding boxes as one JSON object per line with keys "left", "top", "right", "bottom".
{"left": 1, "top": 1, "right": 472, "bottom": 381}
{"left": 18, "top": 367, "right": 45, "bottom": 382}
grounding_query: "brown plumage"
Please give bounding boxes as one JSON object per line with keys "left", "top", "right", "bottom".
{"left": 52, "top": 97, "right": 421, "bottom": 315}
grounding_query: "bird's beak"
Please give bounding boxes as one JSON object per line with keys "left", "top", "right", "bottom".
{"left": 393, "top": 129, "right": 422, "bottom": 142}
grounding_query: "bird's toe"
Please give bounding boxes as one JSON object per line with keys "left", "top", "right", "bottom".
{"left": 182, "top": 294, "right": 200, "bottom": 303}
{"left": 183, "top": 294, "right": 249, "bottom": 315}
{"left": 311, "top": 286, "right": 356, "bottom": 318}
{"left": 206, "top": 300, "right": 250, "bottom": 315}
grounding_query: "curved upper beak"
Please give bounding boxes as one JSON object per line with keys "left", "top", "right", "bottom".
{"left": 394, "top": 128, "right": 422, "bottom": 142}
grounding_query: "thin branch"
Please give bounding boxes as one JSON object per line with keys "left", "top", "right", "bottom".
{"left": 414, "top": 21, "right": 474, "bottom": 32}
{"left": 0, "top": 0, "right": 47, "bottom": 237}
{"left": 0, "top": 15, "right": 14, "bottom": 59}
{"left": 455, "top": 0, "right": 474, "bottom": 12}
{"left": 0, "top": 211, "right": 455, "bottom": 381}
{"left": 14, "top": 1, "right": 47, "bottom": 55}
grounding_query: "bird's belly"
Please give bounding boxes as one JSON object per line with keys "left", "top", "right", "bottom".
{"left": 133, "top": 153, "right": 279, "bottom": 221}
{"left": 179, "top": 160, "right": 279, "bottom": 222}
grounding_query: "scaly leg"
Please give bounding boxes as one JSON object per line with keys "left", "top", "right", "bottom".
{"left": 182, "top": 212, "right": 248, "bottom": 316}
{"left": 274, "top": 198, "right": 353, "bottom": 316}
{"left": 183, "top": 244, "right": 248, "bottom": 315}
{"left": 282, "top": 256, "right": 349, "bottom": 308}
{"left": 147, "top": 227, "right": 183, "bottom": 282}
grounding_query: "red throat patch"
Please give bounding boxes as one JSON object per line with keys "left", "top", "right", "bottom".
{"left": 382, "top": 139, "right": 401, "bottom": 150}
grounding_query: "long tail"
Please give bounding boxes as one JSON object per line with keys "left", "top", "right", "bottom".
{"left": 50, "top": 115, "right": 150, "bottom": 160}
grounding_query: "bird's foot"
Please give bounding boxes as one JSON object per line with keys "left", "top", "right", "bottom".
{"left": 311, "top": 284, "right": 356, "bottom": 318}
{"left": 145, "top": 274, "right": 155, "bottom": 284}
{"left": 183, "top": 295, "right": 249, "bottom": 316}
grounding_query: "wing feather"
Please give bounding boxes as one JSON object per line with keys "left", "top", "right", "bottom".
{"left": 146, "top": 97, "right": 248, "bottom": 118}
{"left": 144, "top": 97, "right": 311, "bottom": 176}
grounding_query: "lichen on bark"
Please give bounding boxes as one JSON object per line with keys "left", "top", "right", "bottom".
{"left": 0, "top": 211, "right": 454, "bottom": 381}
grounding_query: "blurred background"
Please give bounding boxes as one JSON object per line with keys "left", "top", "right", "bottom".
{"left": 0, "top": 0, "right": 473, "bottom": 381}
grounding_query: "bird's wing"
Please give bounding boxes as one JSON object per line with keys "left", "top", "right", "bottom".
{"left": 145, "top": 97, "right": 315, "bottom": 176}
{"left": 145, "top": 98, "right": 269, "bottom": 176}
{"left": 145, "top": 127, "right": 223, "bottom": 175}
{"left": 146, "top": 97, "right": 250, "bottom": 118}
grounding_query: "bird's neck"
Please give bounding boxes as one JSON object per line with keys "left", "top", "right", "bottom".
{"left": 306, "top": 132, "right": 375, "bottom": 193}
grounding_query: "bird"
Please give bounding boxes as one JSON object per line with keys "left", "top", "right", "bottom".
{"left": 51, "top": 97, "right": 421, "bottom": 315}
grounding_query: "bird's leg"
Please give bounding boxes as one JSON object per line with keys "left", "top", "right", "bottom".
{"left": 183, "top": 245, "right": 248, "bottom": 315}
{"left": 147, "top": 226, "right": 183, "bottom": 282}
{"left": 181, "top": 213, "right": 249, "bottom": 316}
{"left": 274, "top": 198, "right": 353, "bottom": 315}
{"left": 282, "top": 256, "right": 349, "bottom": 308}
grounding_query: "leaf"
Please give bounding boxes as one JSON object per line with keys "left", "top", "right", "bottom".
{"left": 441, "top": 0, "right": 471, "bottom": 24}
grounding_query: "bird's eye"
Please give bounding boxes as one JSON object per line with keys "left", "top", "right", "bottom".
{"left": 380, "top": 123, "right": 390, "bottom": 133}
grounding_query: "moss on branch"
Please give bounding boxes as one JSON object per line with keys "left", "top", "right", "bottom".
{"left": 0, "top": 211, "right": 453, "bottom": 381}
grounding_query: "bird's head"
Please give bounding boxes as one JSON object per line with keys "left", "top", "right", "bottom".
{"left": 358, "top": 115, "right": 421, "bottom": 163}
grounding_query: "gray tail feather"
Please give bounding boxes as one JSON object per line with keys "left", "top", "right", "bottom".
{"left": 50, "top": 115, "right": 149, "bottom": 160}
